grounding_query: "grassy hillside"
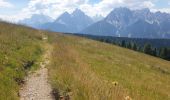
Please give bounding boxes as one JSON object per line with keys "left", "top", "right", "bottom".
{"left": 0, "top": 22, "right": 170, "bottom": 100}
{"left": 48, "top": 34, "right": 170, "bottom": 100}
{"left": 0, "top": 22, "right": 44, "bottom": 100}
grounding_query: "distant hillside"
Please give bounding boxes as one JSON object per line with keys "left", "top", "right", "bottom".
{"left": 48, "top": 33, "right": 170, "bottom": 100}
{"left": 81, "top": 7, "right": 170, "bottom": 38}
{"left": 73, "top": 34, "right": 170, "bottom": 48}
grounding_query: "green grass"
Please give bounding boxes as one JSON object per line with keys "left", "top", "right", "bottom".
{"left": 0, "top": 22, "right": 44, "bottom": 100}
{"left": 48, "top": 34, "right": 170, "bottom": 100}
{"left": 0, "top": 21, "right": 170, "bottom": 100}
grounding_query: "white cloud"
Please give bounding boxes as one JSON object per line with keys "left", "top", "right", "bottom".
{"left": 79, "top": 0, "right": 155, "bottom": 17}
{"left": 0, "top": 0, "right": 13, "bottom": 8}
{"left": 19, "top": 0, "right": 88, "bottom": 19}
{"left": 1, "top": 0, "right": 170, "bottom": 22}
{"left": 142, "top": 1, "right": 154, "bottom": 8}
{"left": 151, "top": 8, "right": 170, "bottom": 13}
{"left": 20, "top": 0, "right": 155, "bottom": 17}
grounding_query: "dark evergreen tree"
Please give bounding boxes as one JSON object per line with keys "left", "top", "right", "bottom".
{"left": 160, "top": 47, "right": 168, "bottom": 59}
{"left": 167, "top": 48, "right": 170, "bottom": 60}
{"left": 100, "top": 38, "right": 105, "bottom": 42}
{"left": 143, "top": 44, "right": 152, "bottom": 55}
{"left": 127, "top": 42, "right": 132, "bottom": 49}
{"left": 105, "top": 39, "right": 110, "bottom": 43}
{"left": 136, "top": 46, "right": 141, "bottom": 52}
{"left": 152, "top": 48, "right": 157, "bottom": 56}
{"left": 121, "top": 40, "right": 126, "bottom": 47}
{"left": 132, "top": 43, "right": 137, "bottom": 51}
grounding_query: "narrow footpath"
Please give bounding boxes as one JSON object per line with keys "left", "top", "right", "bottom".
{"left": 19, "top": 38, "right": 54, "bottom": 100}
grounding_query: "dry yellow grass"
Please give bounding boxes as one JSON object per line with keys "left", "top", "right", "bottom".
{"left": 48, "top": 33, "right": 170, "bottom": 100}
{"left": 1, "top": 21, "right": 170, "bottom": 100}
{"left": 48, "top": 34, "right": 127, "bottom": 100}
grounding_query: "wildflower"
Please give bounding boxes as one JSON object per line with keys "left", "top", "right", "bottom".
{"left": 112, "top": 81, "right": 118, "bottom": 86}
{"left": 125, "top": 96, "right": 132, "bottom": 100}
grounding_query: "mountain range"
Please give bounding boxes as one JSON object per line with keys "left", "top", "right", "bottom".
{"left": 19, "top": 9, "right": 104, "bottom": 33}
{"left": 19, "top": 7, "right": 170, "bottom": 38}
{"left": 82, "top": 8, "right": 170, "bottom": 38}
{"left": 19, "top": 14, "right": 53, "bottom": 29}
{"left": 40, "top": 9, "right": 94, "bottom": 33}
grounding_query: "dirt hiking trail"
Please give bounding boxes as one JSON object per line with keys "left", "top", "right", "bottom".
{"left": 19, "top": 41, "right": 54, "bottom": 100}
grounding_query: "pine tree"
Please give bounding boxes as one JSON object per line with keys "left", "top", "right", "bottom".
{"left": 100, "top": 38, "right": 105, "bottom": 42}
{"left": 105, "top": 39, "right": 110, "bottom": 43}
{"left": 132, "top": 43, "right": 137, "bottom": 51}
{"left": 127, "top": 42, "right": 132, "bottom": 49}
{"left": 152, "top": 48, "right": 157, "bottom": 56}
{"left": 167, "top": 48, "right": 170, "bottom": 60}
{"left": 160, "top": 47, "right": 168, "bottom": 59}
{"left": 143, "top": 44, "right": 152, "bottom": 55}
{"left": 121, "top": 40, "right": 126, "bottom": 47}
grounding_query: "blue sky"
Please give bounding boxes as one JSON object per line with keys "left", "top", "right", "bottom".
{"left": 89, "top": 0, "right": 101, "bottom": 4}
{"left": 0, "top": 0, "right": 170, "bottom": 22}
{"left": 156, "top": 0, "right": 170, "bottom": 8}
{"left": 0, "top": 0, "right": 28, "bottom": 15}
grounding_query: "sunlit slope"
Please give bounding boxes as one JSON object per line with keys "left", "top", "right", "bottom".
{"left": 0, "top": 22, "right": 43, "bottom": 100}
{"left": 1, "top": 21, "right": 169, "bottom": 100}
{"left": 49, "top": 34, "right": 170, "bottom": 100}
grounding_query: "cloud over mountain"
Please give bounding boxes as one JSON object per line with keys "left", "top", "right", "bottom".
{"left": 1, "top": 0, "right": 170, "bottom": 22}
{"left": 81, "top": 7, "right": 170, "bottom": 38}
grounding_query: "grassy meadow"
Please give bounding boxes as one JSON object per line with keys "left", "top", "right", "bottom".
{"left": 48, "top": 34, "right": 170, "bottom": 100}
{"left": 0, "top": 22, "right": 44, "bottom": 100}
{"left": 0, "top": 22, "right": 170, "bottom": 100}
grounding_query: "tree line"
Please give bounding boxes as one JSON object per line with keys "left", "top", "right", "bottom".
{"left": 100, "top": 39, "right": 170, "bottom": 61}
{"left": 72, "top": 34, "right": 170, "bottom": 61}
